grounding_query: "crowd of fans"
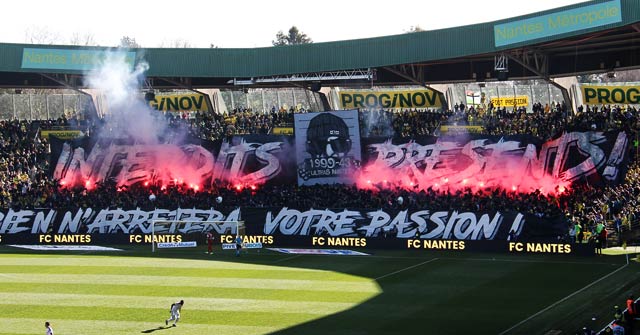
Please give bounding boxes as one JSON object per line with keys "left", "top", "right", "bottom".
{"left": 0, "top": 120, "right": 51, "bottom": 209}
{"left": 360, "top": 108, "right": 448, "bottom": 137}
{"left": 1, "top": 102, "right": 640, "bottom": 241}
{"left": 3, "top": 102, "right": 639, "bottom": 335}
{"left": 358, "top": 102, "right": 640, "bottom": 142}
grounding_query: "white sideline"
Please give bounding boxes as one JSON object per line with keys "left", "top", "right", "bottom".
{"left": 375, "top": 258, "right": 439, "bottom": 281}
{"left": 498, "top": 254, "right": 630, "bottom": 335}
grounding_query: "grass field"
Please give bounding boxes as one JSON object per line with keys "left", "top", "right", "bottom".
{"left": 0, "top": 245, "right": 638, "bottom": 335}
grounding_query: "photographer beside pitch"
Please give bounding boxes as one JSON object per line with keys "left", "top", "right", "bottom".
{"left": 235, "top": 235, "right": 243, "bottom": 256}
{"left": 165, "top": 300, "right": 184, "bottom": 327}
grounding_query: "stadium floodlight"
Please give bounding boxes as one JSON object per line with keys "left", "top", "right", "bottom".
{"left": 150, "top": 220, "right": 245, "bottom": 252}
{"left": 494, "top": 53, "right": 508, "bottom": 72}
{"left": 227, "top": 78, "right": 255, "bottom": 85}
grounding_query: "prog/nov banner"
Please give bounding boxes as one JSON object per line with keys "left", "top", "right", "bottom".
{"left": 490, "top": 95, "right": 529, "bottom": 107}
{"left": 40, "top": 130, "right": 84, "bottom": 140}
{"left": 50, "top": 134, "right": 296, "bottom": 189}
{"left": 581, "top": 85, "right": 640, "bottom": 105}
{"left": 339, "top": 90, "right": 444, "bottom": 109}
{"left": 295, "top": 111, "right": 362, "bottom": 185}
{"left": 148, "top": 93, "right": 210, "bottom": 112}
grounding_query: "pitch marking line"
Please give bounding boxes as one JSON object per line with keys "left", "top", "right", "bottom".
{"left": 272, "top": 255, "right": 303, "bottom": 264}
{"left": 445, "top": 257, "right": 617, "bottom": 266}
{"left": 498, "top": 257, "right": 630, "bottom": 335}
{"left": 375, "top": 258, "right": 439, "bottom": 281}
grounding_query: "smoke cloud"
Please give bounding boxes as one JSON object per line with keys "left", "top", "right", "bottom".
{"left": 85, "top": 51, "right": 165, "bottom": 144}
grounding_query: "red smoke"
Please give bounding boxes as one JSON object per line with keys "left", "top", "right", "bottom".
{"left": 355, "top": 155, "right": 571, "bottom": 196}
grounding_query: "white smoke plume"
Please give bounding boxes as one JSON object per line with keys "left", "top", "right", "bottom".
{"left": 85, "top": 50, "right": 165, "bottom": 144}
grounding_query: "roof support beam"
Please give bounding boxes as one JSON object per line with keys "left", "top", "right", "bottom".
{"left": 382, "top": 65, "right": 448, "bottom": 109}
{"left": 228, "top": 69, "right": 375, "bottom": 85}
{"left": 383, "top": 65, "right": 425, "bottom": 86}
{"left": 507, "top": 50, "right": 572, "bottom": 112}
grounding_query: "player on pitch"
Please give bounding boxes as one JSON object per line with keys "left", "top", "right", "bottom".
{"left": 206, "top": 231, "right": 214, "bottom": 254}
{"left": 165, "top": 299, "right": 184, "bottom": 326}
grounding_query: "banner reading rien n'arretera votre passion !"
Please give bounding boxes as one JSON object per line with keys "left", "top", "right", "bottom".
{"left": 295, "top": 111, "right": 362, "bottom": 186}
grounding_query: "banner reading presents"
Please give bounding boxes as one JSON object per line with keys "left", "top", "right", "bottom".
{"left": 362, "top": 131, "right": 629, "bottom": 190}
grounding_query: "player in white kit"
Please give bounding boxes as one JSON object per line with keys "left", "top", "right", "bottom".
{"left": 165, "top": 300, "right": 184, "bottom": 326}
{"left": 45, "top": 321, "right": 53, "bottom": 335}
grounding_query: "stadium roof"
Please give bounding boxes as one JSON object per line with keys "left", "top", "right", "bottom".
{"left": 0, "top": 0, "right": 639, "bottom": 89}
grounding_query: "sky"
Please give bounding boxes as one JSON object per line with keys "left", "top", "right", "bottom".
{"left": 2, "top": 0, "right": 588, "bottom": 48}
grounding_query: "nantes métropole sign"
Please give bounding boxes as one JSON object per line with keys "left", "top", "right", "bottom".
{"left": 21, "top": 48, "right": 136, "bottom": 71}
{"left": 494, "top": 0, "right": 621, "bottom": 47}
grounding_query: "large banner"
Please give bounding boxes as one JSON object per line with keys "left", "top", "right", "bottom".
{"left": 295, "top": 111, "right": 362, "bottom": 185}
{"left": 51, "top": 130, "right": 628, "bottom": 191}
{"left": 362, "top": 131, "right": 629, "bottom": 191}
{"left": 51, "top": 135, "right": 296, "bottom": 189}
{"left": 0, "top": 206, "right": 557, "bottom": 240}
{"left": 339, "top": 90, "right": 444, "bottom": 109}
{"left": 0, "top": 206, "right": 590, "bottom": 255}
{"left": 581, "top": 85, "right": 640, "bottom": 105}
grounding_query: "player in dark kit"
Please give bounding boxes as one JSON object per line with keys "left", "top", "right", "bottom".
{"left": 206, "top": 231, "right": 214, "bottom": 254}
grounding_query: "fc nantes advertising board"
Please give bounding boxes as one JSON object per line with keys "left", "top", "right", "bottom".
{"left": 339, "top": 89, "right": 444, "bottom": 109}
{"left": 295, "top": 111, "right": 362, "bottom": 185}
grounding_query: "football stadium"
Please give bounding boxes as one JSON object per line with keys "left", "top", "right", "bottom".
{"left": 1, "top": 0, "right": 640, "bottom": 334}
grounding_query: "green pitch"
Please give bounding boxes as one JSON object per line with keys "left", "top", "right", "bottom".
{"left": 0, "top": 246, "right": 638, "bottom": 335}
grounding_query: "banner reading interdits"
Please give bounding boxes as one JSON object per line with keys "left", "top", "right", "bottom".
{"left": 51, "top": 135, "right": 296, "bottom": 188}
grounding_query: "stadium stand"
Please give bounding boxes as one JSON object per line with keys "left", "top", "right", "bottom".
{"left": 1, "top": 103, "right": 639, "bottom": 245}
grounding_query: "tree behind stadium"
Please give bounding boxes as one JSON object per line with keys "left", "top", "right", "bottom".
{"left": 272, "top": 26, "right": 312, "bottom": 46}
